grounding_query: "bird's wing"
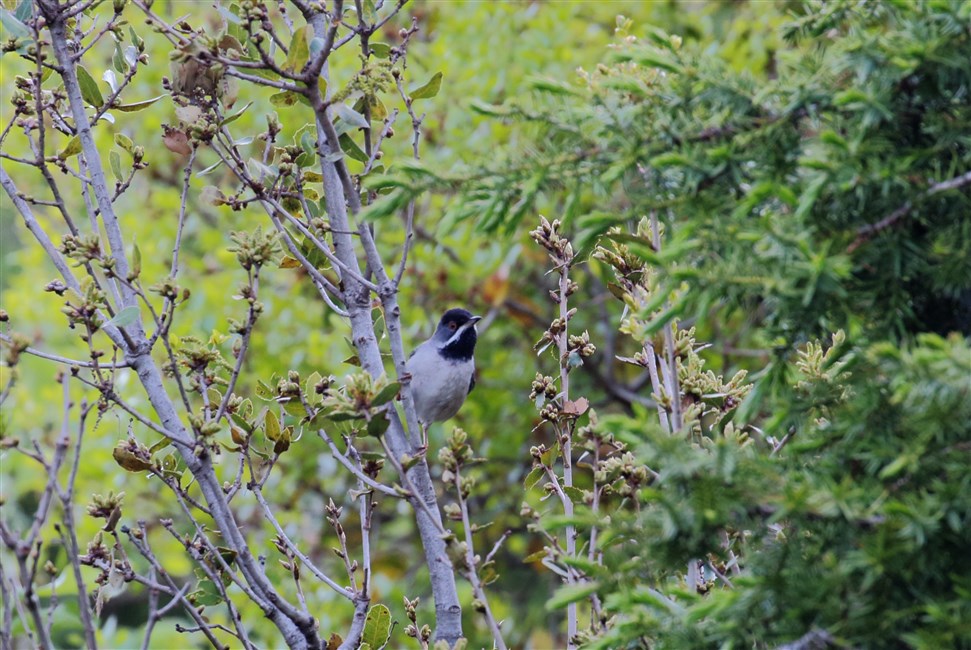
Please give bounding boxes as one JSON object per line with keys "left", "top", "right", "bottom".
{"left": 468, "top": 367, "right": 476, "bottom": 394}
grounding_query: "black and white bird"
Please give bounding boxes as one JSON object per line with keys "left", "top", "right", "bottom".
{"left": 405, "top": 308, "right": 481, "bottom": 437}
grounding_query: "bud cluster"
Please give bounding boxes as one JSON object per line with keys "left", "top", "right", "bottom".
{"left": 530, "top": 216, "right": 574, "bottom": 265}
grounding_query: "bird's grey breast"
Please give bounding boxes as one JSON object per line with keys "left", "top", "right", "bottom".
{"left": 406, "top": 342, "right": 475, "bottom": 423}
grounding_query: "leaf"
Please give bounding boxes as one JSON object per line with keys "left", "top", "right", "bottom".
{"left": 175, "top": 105, "right": 203, "bottom": 124}
{"left": 372, "top": 381, "right": 400, "bottom": 406}
{"left": 104, "top": 305, "right": 139, "bottom": 328}
{"left": 269, "top": 91, "right": 301, "bottom": 107}
{"left": 196, "top": 160, "right": 224, "bottom": 177}
{"left": 284, "top": 25, "right": 311, "bottom": 73}
{"left": 162, "top": 127, "right": 192, "bottom": 156}
{"left": 562, "top": 397, "right": 589, "bottom": 416}
{"left": 547, "top": 582, "right": 600, "bottom": 610}
{"left": 112, "top": 43, "right": 128, "bottom": 74}
{"left": 366, "top": 415, "right": 389, "bottom": 438}
{"left": 524, "top": 466, "right": 545, "bottom": 491}
{"left": 102, "top": 69, "right": 118, "bottom": 94}
{"left": 200, "top": 186, "right": 226, "bottom": 206}
{"left": 325, "top": 633, "right": 343, "bottom": 650}
{"left": 333, "top": 103, "right": 369, "bottom": 130}
{"left": 279, "top": 255, "right": 302, "bottom": 269}
{"left": 0, "top": 8, "right": 29, "bottom": 41}
{"left": 14, "top": 0, "right": 32, "bottom": 23}
{"left": 58, "top": 136, "right": 82, "bottom": 160}
{"left": 109, "top": 150, "right": 123, "bottom": 182}
{"left": 220, "top": 101, "right": 253, "bottom": 126}
{"left": 112, "top": 441, "right": 153, "bottom": 472}
{"left": 360, "top": 604, "right": 392, "bottom": 649}
{"left": 76, "top": 65, "right": 104, "bottom": 107}
{"left": 369, "top": 42, "right": 391, "bottom": 58}
{"left": 264, "top": 409, "right": 281, "bottom": 442}
{"left": 410, "top": 71, "right": 443, "bottom": 100}
{"left": 114, "top": 133, "right": 134, "bottom": 154}
{"left": 217, "top": 4, "right": 241, "bottom": 24}
{"left": 193, "top": 579, "right": 222, "bottom": 606}
{"left": 113, "top": 94, "right": 166, "bottom": 113}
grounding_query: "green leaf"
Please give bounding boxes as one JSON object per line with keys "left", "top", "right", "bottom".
{"left": 524, "top": 466, "right": 545, "bottom": 491}
{"left": 410, "top": 71, "right": 443, "bottom": 100}
{"left": 114, "top": 133, "right": 134, "bottom": 154}
{"left": 0, "top": 8, "right": 29, "bottom": 41}
{"left": 270, "top": 91, "right": 301, "bottom": 107}
{"left": 284, "top": 25, "right": 311, "bottom": 73}
{"left": 547, "top": 582, "right": 600, "bottom": 610}
{"left": 366, "top": 415, "right": 389, "bottom": 438}
{"left": 220, "top": 101, "right": 253, "bottom": 126}
{"left": 360, "top": 604, "right": 392, "bottom": 649}
{"left": 333, "top": 103, "right": 369, "bottom": 130}
{"left": 193, "top": 579, "right": 222, "bottom": 606}
{"left": 369, "top": 42, "right": 391, "bottom": 58}
{"left": 76, "top": 65, "right": 104, "bottom": 107}
{"left": 372, "top": 381, "right": 400, "bottom": 406}
{"left": 58, "top": 136, "right": 82, "bottom": 160}
{"left": 14, "top": 0, "right": 32, "bottom": 23}
{"left": 131, "top": 242, "right": 141, "bottom": 278}
{"left": 109, "top": 150, "right": 123, "bottom": 182}
{"left": 104, "top": 305, "right": 139, "bottom": 328}
{"left": 196, "top": 160, "right": 224, "bottom": 177}
{"left": 113, "top": 95, "right": 166, "bottom": 113}
{"left": 335, "top": 134, "right": 367, "bottom": 163}
{"left": 264, "top": 410, "right": 281, "bottom": 442}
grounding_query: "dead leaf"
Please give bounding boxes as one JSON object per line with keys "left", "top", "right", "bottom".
{"left": 562, "top": 397, "right": 589, "bottom": 417}
{"left": 162, "top": 126, "right": 192, "bottom": 155}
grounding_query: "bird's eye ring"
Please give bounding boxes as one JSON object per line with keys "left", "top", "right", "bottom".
{"left": 448, "top": 322, "right": 457, "bottom": 331}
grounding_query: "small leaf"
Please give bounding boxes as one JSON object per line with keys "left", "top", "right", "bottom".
{"left": 200, "top": 185, "right": 226, "bottom": 206}
{"left": 369, "top": 42, "right": 391, "bottom": 58}
{"left": 524, "top": 466, "right": 545, "bottom": 491}
{"left": 113, "top": 95, "right": 166, "bottom": 113}
{"left": 76, "top": 65, "right": 104, "bottom": 107}
{"left": 102, "top": 69, "right": 118, "bottom": 94}
{"left": 114, "top": 133, "right": 134, "bottom": 154}
{"left": 547, "top": 582, "right": 600, "bottom": 610}
{"left": 195, "top": 160, "right": 224, "bottom": 177}
{"left": 270, "top": 91, "right": 301, "bottom": 107}
{"left": 112, "top": 440, "right": 153, "bottom": 472}
{"left": 264, "top": 410, "right": 281, "bottom": 442}
{"left": 131, "top": 242, "right": 141, "bottom": 278}
{"left": 0, "top": 8, "right": 30, "bottom": 41}
{"left": 162, "top": 127, "right": 192, "bottom": 156}
{"left": 372, "top": 381, "right": 400, "bottom": 406}
{"left": 109, "top": 150, "right": 123, "bottom": 182}
{"left": 360, "top": 604, "right": 392, "bottom": 649}
{"left": 366, "top": 415, "right": 389, "bottom": 438}
{"left": 279, "top": 255, "right": 302, "bottom": 269}
{"left": 333, "top": 103, "right": 369, "bottom": 130}
{"left": 410, "top": 71, "right": 443, "bottom": 100}
{"left": 220, "top": 101, "right": 253, "bottom": 126}
{"left": 218, "top": 4, "right": 241, "bottom": 24}
{"left": 58, "top": 136, "right": 82, "bottom": 160}
{"left": 284, "top": 25, "right": 312, "bottom": 73}
{"left": 105, "top": 305, "right": 139, "bottom": 328}
{"left": 562, "top": 397, "right": 589, "bottom": 416}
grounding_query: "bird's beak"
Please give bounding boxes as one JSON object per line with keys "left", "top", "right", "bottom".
{"left": 470, "top": 315, "right": 482, "bottom": 324}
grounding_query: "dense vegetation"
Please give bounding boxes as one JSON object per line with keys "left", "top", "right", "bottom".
{"left": 1, "top": 1, "right": 969, "bottom": 648}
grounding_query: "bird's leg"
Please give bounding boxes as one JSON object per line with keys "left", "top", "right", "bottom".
{"left": 419, "top": 421, "right": 428, "bottom": 453}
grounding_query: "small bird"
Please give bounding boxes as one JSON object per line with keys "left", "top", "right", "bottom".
{"left": 405, "top": 308, "right": 481, "bottom": 442}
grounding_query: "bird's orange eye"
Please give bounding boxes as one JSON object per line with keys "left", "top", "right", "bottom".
{"left": 448, "top": 322, "right": 457, "bottom": 331}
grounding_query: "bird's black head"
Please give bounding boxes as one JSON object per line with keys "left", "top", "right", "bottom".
{"left": 432, "top": 308, "right": 481, "bottom": 361}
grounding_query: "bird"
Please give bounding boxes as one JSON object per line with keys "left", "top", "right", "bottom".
{"left": 405, "top": 308, "right": 481, "bottom": 445}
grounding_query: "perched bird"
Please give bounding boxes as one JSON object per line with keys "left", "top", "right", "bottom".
{"left": 406, "top": 308, "right": 481, "bottom": 438}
